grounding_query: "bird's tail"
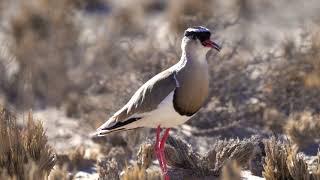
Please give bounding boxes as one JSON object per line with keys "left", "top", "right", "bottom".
{"left": 93, "top": 117, "right": 142, "bottom": 137}
{"left": 94, "top": 127, "right": 126, "bottom": 136}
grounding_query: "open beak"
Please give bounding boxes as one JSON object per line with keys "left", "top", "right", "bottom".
{"left": 203, "top": 39, "right": 221, "bottom": 52}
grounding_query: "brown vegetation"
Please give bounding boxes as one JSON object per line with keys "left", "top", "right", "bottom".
{"left": 263, "top": 137, "right": 320, "bottom": 180}
{"left": 285, "top": 111, "right": 320, "bottom": 149}
{"left": 0, "top": 107, "right": 56, "bottom": 179}
{"left": 135, "top": 136, "right": 255, "bottom": 179}
{"left": 121, "top": 164, "right": 162, "bottom": 180}
{"left": 221, "top": 161, "right": 242, "bottom": 180}
{"left": 1, "top": 0, "right": 320, "bottom": 179}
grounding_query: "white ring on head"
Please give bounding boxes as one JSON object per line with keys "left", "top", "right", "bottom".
{"left": 186, "top": 26, "right": 210, "bottom": 33}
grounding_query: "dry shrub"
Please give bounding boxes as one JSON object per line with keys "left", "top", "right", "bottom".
{"left": 212, "top": 138, "right": 255, "bottom": 173}
{"left": 264, "top": 57, "right": 311, "bottom": 117}
{"left": 49, "top": 165, "right": 69, "bottom": 180}
{"left": 5, "top": 0, "right": 79, "bottom": 109}
{"left": 121, "top": 164, "right": 161, "bottom": 180}
{"left": 263, "top": 137, "right": 320, "bottom": 180}
{"left": 98, "top": 158, "right": 120, "bottom": 180}
{"left": 68, "top": 146, "right": 96, "bottom": 170}
{"left": 263, "top": 138, "right": 295, "bottom": 180}
{"left": 137, "top": 141, "right": 154, "bottom": 169}
{"left": 0, "top": 107, "right": 56, "bottom": 179}
{"left": 312, "top": 152, "right": 320, "bottom": 180}
{"left": 52, "top": 145, "right": 96, "bottom": 179}
{"left": 286, "top": 147, "right": 310, "bottom": 180}
{"left": 259, "top": 31, "right": 320, "bottom": 135}
{"left": 263, "top": 107, "right": 286, "bottom": 133}
{"left": 137, "top": 136, "right": 255, "bottom": 178}
{"left": 303, "top": 32, "right": 320, "bottom": 89}
{"left": 285, "top": 111, "right": 320, "bottom": 149}
{"left": 304, "top": 59, "right": 320, "bottom": 89}
{"left": 97, "top": 135, "right": 144, "bottom": 180}
{"left": 265, "top": 31, "right": 320, "bottom": 117}
{"left": 164, "top": 137, "right": 200, "bottom": 171}
{"left": 221, "top": 161, "right": 242, "bottom": 180}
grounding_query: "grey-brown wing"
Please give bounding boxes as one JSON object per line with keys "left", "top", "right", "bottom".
{"left": 102, "top": 70, "right": 178, "bottom": 129}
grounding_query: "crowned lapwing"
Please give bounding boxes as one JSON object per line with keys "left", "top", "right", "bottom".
{"left": 96, "top": 26, "right": 221, "bottom": 180}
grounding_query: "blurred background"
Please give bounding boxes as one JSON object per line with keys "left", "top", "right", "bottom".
{"left": 1, "top": 0, "right": 320, "bottom": 179}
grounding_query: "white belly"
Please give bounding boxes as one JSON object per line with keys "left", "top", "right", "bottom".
{"left": 127, "top": 91, "right": 191, "bottom": 128}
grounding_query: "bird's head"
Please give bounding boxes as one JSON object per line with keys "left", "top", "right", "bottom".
{"left": 182, "top": 26, "right": 221, "bottom": 58}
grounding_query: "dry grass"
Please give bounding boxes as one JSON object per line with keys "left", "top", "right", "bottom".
{"left": 121, "top": 164, "right": 161, "bottom": 180}
{"left": 49, "top": 145, "right": 97, "bottom": 179}
{"left": 263, "top": 107, "right": 287, "bottom": 133}
{"left": 48, "top": 165, "right": 69, "bottom": 180}
{"left": 0, "top": 106, "right": 56, "bottom": 179}
{"left": 263, "top": 138, "right": 295, "bottom": 180}
{"left": 264, "top": 31, "right": 320, "bottom": 125}
{"left": 263, "top": 137, "right": 320, "bottom": 180}
{"left": 221, "top": 161, "right": 242, "bottom": 180}
{"left": 136, "top": 136, "right": 255, "bottom": 179}
{"left": 285, "top": 111, "right": 320, "bottom": 149}
{"left": 3, "top": 0, "right": 79, "bottom": 109}
{"left": 98, "top": 158, "right": 119, "bottom": 180}
{"left": 1, "top": 0, "right": 320, "bottom": 179}
{"left": 312, "top": 152, "right": 320, "bottom": 180}
{"left": 286, "top": 147, "right": 310, "bottom": 180}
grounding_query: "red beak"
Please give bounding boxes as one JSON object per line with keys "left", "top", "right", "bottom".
{"left": 202, "top": 39, "right": 221, "bottom": 51}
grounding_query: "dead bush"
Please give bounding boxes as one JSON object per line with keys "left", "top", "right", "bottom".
{"left": 312, "top": 152, "right": 320, "bottom": 180}
{"left": 264, "top": 31, "right": 320, "bottom": 117}
{"left": 137, "top": 136, "right": 255, "bottom": 179}
{"left": 263, "top": 138, "right": 294, "bottom": 180}
{"left": 263, "top": 137, "right": 320, "bottom": 180}
{"left": 285, "top": 111, "right": 320, "bottom": 149}
{"left": 221, "top": 161, "right": 242, "bottom": 180}
{"left": 98, "top": 158, "right": 120, "bottom": 180}
{"left": 121, "top": 164, "right": 161, "bottom": 180}
{"left": 0, "top": 106, "right": 56, "bottom": 179}
{"left": 5, "top": 0, "right": 79, "bottom": 109}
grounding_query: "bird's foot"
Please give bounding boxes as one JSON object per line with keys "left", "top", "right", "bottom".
{"left": 154, "top": 125, "right": 170, "bottom": 180}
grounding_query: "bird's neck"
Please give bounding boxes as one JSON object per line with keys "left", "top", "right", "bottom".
{"left": 175, "top": 49, "right": 209, "bottom": 83}
{"left": 179, "top": 48, "right": 208, "bottom": 68}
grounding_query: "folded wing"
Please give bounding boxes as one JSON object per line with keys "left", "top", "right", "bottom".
{"left": 97, "top": 70, "right": 178, "bottom": 135}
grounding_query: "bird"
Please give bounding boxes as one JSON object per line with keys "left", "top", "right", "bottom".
{"left": 96, "top": 26, "right": 221, "bottom": 180}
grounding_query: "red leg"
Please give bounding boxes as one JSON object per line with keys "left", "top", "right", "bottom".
{"left": 154, "top": 126, "right": 171, "bottom": 180}
{"left": 160, "top": 128, "right": 170, "bottom": 149}
{"left": 159, "top": 128, "right": 170, "bottom": 179}
{"left": 154, "top": 125, "right": 164, "bottom": 171}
